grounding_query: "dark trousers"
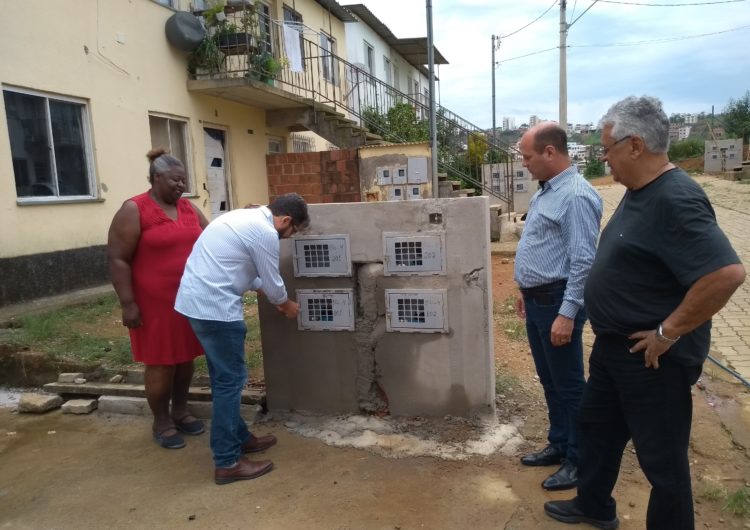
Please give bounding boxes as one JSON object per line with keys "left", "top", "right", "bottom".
{"left": 523, "top": 282, "right": 586, "bottom": 465}
{"left": 575, "top": 334, "right": 701, "bottom": 529}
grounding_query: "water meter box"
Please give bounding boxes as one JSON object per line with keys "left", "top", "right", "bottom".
{"left": 377, "top": 167, "right": 392, "bottom": 185}
{"left": 382, "top": 232, "right": 446, "bottom": 276}
{"left": 392, "top": 165, "right": 408, "bottom": 185}
{"left": 387, "top": 186, "right": 406, "bottom": 201}
{"left": 292, "top": 235, "right": 351, "bottom": 277}
{"left": 385, "top": 289, "right": 448, "bottom": 333}
{"left": 407, "top": 157, "right": 428, "bottom": 184}
{"left": 296, "top": 289, "right": 355, "bottom": 331}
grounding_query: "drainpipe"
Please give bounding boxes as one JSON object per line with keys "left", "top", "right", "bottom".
{"left": 426, "top": 1, "right": 438, "bottom": 198}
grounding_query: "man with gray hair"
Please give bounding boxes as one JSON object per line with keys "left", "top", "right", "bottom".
{"left": 544, "top": 96, "right": 745, "bottom": 529}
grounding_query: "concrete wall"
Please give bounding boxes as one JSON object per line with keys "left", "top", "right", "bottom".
{"left": 705, "top": 138, "right": 744, "bottom": 173}
{"left": 266, "top": 149, "right": 360, "bottom": 203}
{"left": 259, "top": 197, "right": 495, "bottom": 417}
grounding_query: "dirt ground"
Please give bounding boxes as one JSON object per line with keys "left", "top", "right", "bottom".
{"left": 1, "top": 257, "right": 749, "bottom": 529}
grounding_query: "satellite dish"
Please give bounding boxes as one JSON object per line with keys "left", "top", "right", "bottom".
{"left": 165, "top": 11, "right": 205, "bottom": 52}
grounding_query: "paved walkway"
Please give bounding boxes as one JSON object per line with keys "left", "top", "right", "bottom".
{"left": 596, "top": 176, "right": 750, "bottom": 380}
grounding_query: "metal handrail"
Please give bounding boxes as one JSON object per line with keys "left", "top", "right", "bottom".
{"left": 192, "top": 15, "right": 516, "bottom": 207}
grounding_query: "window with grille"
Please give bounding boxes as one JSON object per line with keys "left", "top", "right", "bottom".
{"left": 397, "top": 297, "right": 425, "bottom": 323}
{"left": 307, "top": 297, "right": 334, "bottom": 322}
{"left": 395, "top": 241, "right": 423, "bottom": 267}
{"left": 3, "top": 87, "right": 96, "bottom": 201}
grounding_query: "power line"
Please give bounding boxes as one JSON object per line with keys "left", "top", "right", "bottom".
{"left": 568, "top": 0, "right": 580, "bottom": 24}
{"left": 598, "top": 0, "right": 745, "bottom": 5}
{"left": 497, "top": 23, "right": 749, "bottom": 63}
{"left": 570, "top": 23, "right": 750, "bottom": 46}
{"left": 502, "top": 0, "right": 558, "bottom": 38}
{"left": 569, "top": 0, "right": 601, "bottom": 27}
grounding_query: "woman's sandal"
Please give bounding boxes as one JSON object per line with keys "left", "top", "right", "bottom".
{"left": 153, "top": 427, "right": 186, "bottom": 449}
{"left": 173, "top": 414, "right": 205, "bottom": 435}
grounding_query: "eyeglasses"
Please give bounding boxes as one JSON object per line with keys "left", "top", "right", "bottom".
{"left": 600, "top": 135, "right": 632, "bottom": 156}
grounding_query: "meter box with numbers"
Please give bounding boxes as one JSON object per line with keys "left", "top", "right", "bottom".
{"left": 377, "top": 166, "right": 392, "bottom": 185}
{"left": 392, "top": 165, "right": 407, "bottom": 185}
{"left": 292, "top": 235, "right": 351, "bottom": 277}
{"left": 382, "top": 232, "right": 446, "bottom": 276}
{"left": 387, "top": 186, "right": 405, "bottom": 201}
{"left": 406, "top": 185, "right": 422, "bottom": 200}
{"left": 297, "top": 289, "right": 355, "bottom": 331}
{"left": 385, "top": 289, "right": 448, "bottom": 333}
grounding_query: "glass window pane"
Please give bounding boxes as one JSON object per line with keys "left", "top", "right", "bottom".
{"left": 50, "top": 100, "right": 90, "bottom": 196}
{"left": 3, "top": 91, "right": 54, "bottom": 197}
{"left": 168, "top": 119, "right": 187, "bottom": 163}
{"left": 149, "top": 116, "right": 169, "bottom": 150}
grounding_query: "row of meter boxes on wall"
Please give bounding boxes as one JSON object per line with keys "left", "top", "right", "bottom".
{"left": 377, "top": 157, "right": 428, "bottom": 201}
{"left": 292, "top": 232, "right": 448, "bottom": 334}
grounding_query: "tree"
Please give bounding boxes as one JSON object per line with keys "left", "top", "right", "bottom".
{"left": 584, "top": 158, "right": 605, "bottom": 179}
{"left": 723, "top": 91, "right": 750, "bottom": 145}
{"left": 467, "top": 132, "right": 488, "bottom": 167}
{"left": 668, "top": 138, "right": 704, "bottom": 161}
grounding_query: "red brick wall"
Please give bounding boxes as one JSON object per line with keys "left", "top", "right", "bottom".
{"left": 266, "top": 149, "right": 361, "bottom": 204}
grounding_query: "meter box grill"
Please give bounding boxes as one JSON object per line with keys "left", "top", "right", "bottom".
{"left": 292, "top": 235, "right": 351, "bottom": 277}
{"left": 385, "top": 289, "right": 448, "bottom": 333}
{"left": 297, "top": 289, "right": 355, "bottom": 331}
{"left": 382, "top": 232, "right": 446, "bottom": 276}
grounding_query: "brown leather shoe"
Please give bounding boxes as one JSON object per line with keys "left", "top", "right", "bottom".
{"left": 214, "top": 457, "right": 273, "bottom": 485}
{"left": 242, "top": 434, "right": 277, "bottom": 453}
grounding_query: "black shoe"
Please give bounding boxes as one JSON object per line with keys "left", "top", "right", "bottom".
{"left": 520, "top": 445, "right": 564, "bottom": 466}
{"left": 542, "top": 461, "right": 578, "bottom": 491}
{"left": 544, "top": 499, "right": 619, "bottom": 529}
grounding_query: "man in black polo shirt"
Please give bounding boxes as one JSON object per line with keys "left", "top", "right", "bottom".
{"left": 544, "top": 96, "right": 745, "bottom": 529}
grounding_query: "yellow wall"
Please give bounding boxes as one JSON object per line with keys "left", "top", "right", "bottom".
{"left": 0, "top": 0, "right": 273, "bottom": 258}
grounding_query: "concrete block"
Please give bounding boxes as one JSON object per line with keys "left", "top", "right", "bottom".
{"left": 97, "top": 395, "right": 150, "bottom": 416}
{"left": 109, "top": 375, "right": 124, "bottom": 383}
{"left": 62, "top": 399, "right": 98, "bottom": 414}
{"left": 97, "top": 396, "right": 261, "bottom": 422}
{"left": 58, "top": 373, "right": 84, "bottom": 383}
{"left": 18, "top": 393, "right": 63, "bottom": 413}
{"left": 73, "top": 378, "right": 87, "bottom": 384}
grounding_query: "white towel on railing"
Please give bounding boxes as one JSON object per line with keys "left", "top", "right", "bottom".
{"left": 283, "top": 23, "right": 303, "bottom": 73}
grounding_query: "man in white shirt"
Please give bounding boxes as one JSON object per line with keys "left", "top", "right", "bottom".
{"left": 175, "top": 193, "right": 309, "bottom": 485}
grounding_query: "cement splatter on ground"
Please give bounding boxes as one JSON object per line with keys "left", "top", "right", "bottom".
{"left": 273, "top": 412, "right": 525, "bottom": 461}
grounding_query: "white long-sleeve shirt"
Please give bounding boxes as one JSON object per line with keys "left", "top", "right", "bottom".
{"left": 175, "top": 206, "right": 288, "bottom": 322}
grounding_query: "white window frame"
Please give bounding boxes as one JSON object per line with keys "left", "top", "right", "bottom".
{"left": 320, "top": 32, "right": 337, "bottom": 84}
{"left": 4, "top": 85, "right": 98, "bottom": 204}
{"left": 383, "top": 56, "right": 392, "bottom": 85}
{"left": 267, "top": 135, "right": 284, "bottom": 154}
{"left": 364, "top": 41, "right": 375, "bottom": 83}
{"left": 148, "top": 112, "right": 195, "bottom": 195}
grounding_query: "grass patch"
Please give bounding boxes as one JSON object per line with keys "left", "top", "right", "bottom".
{"left": 724, "top": 486, "right": 750, "bottom": 517}
{"left": 699, "top": 481, "right": 727, "bottom": 502}
{"left": 495, "top": 371, "right": 520, "bottom": 396}
{"left": 2, "top": 293, "right": 265, "bottom": 374}
{"left": 494, "top": 295, "right": 527, "bottom": 342}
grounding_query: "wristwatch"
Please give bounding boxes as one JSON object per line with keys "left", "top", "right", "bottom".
{"left": 655, "top": 322, "right": 680, "bottom": 344}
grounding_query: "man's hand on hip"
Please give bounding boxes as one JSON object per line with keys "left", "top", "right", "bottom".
{"left": 550, "top": 315, "right": 574, "bottom": 346}
{"left": 515, "top": 295, "right": 526, "bottom": 319}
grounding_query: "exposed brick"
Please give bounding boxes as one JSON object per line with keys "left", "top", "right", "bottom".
{"left": 282, "top": 174, "right": 300, "bottom": 185}
{"left": 283, "top": 163, "right": 295, "bottom": 175}
{"left": 305, "top": 163, "right": 322, "bottom": 174}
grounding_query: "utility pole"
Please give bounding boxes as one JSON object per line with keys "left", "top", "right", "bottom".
{"left": 559, "top": 0, "right": 568, "bottom": 130}
{"left": 427, "top": 0, "right": 438, "bottom": 198}
{"left": 492, "top": 35, "right": 500, "bottom": 145}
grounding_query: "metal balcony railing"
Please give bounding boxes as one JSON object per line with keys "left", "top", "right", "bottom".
{"left": 191, "top": 13, "right": 518, "bottom": 207}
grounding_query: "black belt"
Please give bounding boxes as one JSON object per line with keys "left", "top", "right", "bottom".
{"left": 520, "top": 279, "right": 567, "bottom": 296}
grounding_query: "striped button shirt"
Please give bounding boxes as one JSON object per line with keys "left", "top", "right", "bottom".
{"left": 175, "top": 206, "right": 288, "bottom": 322}
{"left": 514, "top": 166, "right": 603, "bottom": 319}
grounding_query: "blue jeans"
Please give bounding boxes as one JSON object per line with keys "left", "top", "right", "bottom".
{"left": 523, "top": 283, "right": 586, "bottom": 465}
{"left": 575, "top": 334, "right": 699, "bottom": 528}
{"left": 187, "top": 317, "right": 252, "bottom": 468}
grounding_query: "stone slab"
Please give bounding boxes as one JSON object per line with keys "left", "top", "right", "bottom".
{"left": 58, "top": 373, "right": 84, "bottom": 383}
{"left": 18, "top": 393, "right": 63, "bottom": 413}
{"left": 61, "top": 399, "right": 98, "bottom": 414}
{"left": 97, "top": 395, "right": 261, "bottom": 422}
{"left": 42, "top": 382, "right": 263, "bottom": 405}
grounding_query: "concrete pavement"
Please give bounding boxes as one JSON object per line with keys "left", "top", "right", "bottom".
{"left": 596, "top": 176, "right": 750, "bottom": 381}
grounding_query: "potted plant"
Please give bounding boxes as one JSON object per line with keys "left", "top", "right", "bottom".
{"left": 216, "top": 1, "right": 260, "bottom": 55}
{"left": 187, "top": 34, "right": 224, "bottom": 76}
{"left": 250, "top": 51, "right": 286, "bottom": 84}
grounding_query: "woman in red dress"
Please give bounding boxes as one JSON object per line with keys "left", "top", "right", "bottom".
{"left": 108, "top": 148, "right": 209, "bottom": 449}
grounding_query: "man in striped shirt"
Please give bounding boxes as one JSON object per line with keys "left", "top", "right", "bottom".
{"left": 514, "top": 123, "right": 603, "bottom": 491}
{"left": 175, "top": 193, "right": 309, "bottom": 485}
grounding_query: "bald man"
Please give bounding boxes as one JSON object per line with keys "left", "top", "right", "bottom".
{"left": 514, "top": 123, "right": 602, "bottom": 491}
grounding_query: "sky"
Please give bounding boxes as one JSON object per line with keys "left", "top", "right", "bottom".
{"left": 351, "top": 0, "right": 750, "bottom": 129}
